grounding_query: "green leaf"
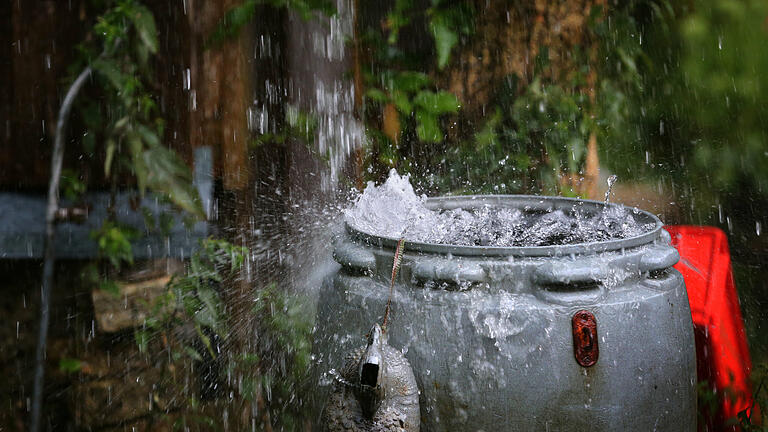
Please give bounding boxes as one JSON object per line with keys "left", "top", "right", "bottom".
{"left": 208, "top": 0, "right": 334, "bottom": 46}
{"left": 475, "top": 109, "right": 501, "bottom": 150}
{"left": 429, "top": 18, "right": 458, "bottom": 69}
{"left": 196, "top": 285, "right": 220, "bottom": 323}
{"left": 414, "top": 90, "right": 460, "bottom": 114}
{"left": 391, "top": 90, "right": 412, "bottom": 114}
{"left": 92, "top": 58, "right": 126, "bottom": 92}
{"left": 134, "top": 38, "right": 150, "bottom": 67}
{"left": 195, "top": 323, "right": 217, "bottom": 359}
{"left": 365, "top": 88, "right": 388, "bottom": 103}
{"left": 194, "top": 304, "right": 218, "bottom": 330}
{"left": 129, "top": 4, "right": 159, "bottom": 54}
{"left": 284, "top": 0, "right": 336, "bottom": 19}
{"left": 159, "top": 212, "right": 175, "bottom": 237}
{"left": 90, "top": 221, "right": 137, "bottom": 269}
{"left": 141, "top": 146, "right": 205, "bottom": 219}
{"left": 60, "top": 169, "right": 86, "bottom": 201}
{"left": 135, "top": 329, "right": 150, "bottom": 353}
{"left": 135, "top": 123, "right": 161, "bottom": 148}
{"left": 114, "top": 116, "right": 130, "bottom": 132}
{"left": 385, "top": 0, "right": 412, "bottom": 45}
{"left": 59, "top": 358, "right": 83, "bottom": 374}
{"left": 415, "top": 110, "right": 441, "bottom": 143}
{"left": 184, "top": 346, "right": 203, "bottom": 362}
{"left": 99, "top": 278, "right": 120, "bottom": 296}
{"left": 127, "top": 134, "right": 148, "bottom": 193}
{"left": 207, "top": 0, "right": 257, "bottom": 46}
{"left": 141, "top": 207, "right": 156, "bottom": 232}
{"left": 391, "top": 71, "right": 430, "bottom": 93}
{"left": 616, "top": 47, "right": 638, "bottom": 76}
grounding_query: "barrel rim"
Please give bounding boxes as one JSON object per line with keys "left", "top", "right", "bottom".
{"left": 345, "top": 194, "right": 664, "bottom": 257}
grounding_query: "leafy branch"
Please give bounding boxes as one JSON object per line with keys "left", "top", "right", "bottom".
{"left": 81, "top": 0, "right": 204, "bottom": 219}
{"left": 365, "top": 71, "right": 460, "bottom": 143}
{"left": 65, "top": 0, "right": 206, "bottom": 291}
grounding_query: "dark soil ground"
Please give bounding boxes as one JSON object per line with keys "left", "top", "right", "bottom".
{"left": 0, "top": 260, "right": 84, "bottom": 431}
{"left": 0, "top": 261, "right": 188, "bottom": 431}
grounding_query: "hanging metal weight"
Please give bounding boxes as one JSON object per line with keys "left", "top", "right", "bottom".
{"left": 322, "top": 324, "right": 419, "bottom": 432}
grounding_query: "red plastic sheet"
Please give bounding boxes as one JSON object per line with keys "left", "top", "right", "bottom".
{"left": 666, "top": 225, "right": 755, "bottom": 430}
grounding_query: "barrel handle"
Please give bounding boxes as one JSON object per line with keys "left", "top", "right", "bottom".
{"left": 410, "top": 260, "right": 486, "bottom": 283}
{"left": 532, "top": 262, "right": 607, "bottom": 305}
{"left": 333, "top": 241, "right": 376, "bottom": 273}
{"left": 534, "top": 282, "right": 606, "bottom": 306}
{"left": 532, "top": 244, "right": 680, "bottom": 286}
{"left": 532, "top": 261, "right": 610, "bottom": 286}
{"left": 638, "top": 245, "right": 679, "bottom": 273}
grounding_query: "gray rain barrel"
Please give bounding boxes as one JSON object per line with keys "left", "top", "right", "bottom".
{"left": 313, "top": 195, "right": 696, "bottom": 431}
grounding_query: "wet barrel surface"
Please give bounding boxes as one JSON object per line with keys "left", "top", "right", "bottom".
{"left": 314, "top": 195, "right": 696, "bottom": 431}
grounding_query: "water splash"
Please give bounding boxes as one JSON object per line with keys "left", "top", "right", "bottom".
{"left": 345, "top": 170, "right": 653, "bottom": 247}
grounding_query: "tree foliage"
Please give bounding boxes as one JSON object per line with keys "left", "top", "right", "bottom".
{"left": 600, "top": 0, "right": 768, "bottom": 220}
{"left": 435, "top": 74, "right": 595, "bottom": 195}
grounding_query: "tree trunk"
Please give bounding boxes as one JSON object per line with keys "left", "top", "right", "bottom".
{"left": 187, "top": 3, "right": 258, "bottom": 428}
{"left": 188, "top": 0, "right": 224, "bottom": 167}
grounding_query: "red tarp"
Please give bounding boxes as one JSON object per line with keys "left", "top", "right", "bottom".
{"left": 666, "top": 225, "right": 755, "bottom": 430}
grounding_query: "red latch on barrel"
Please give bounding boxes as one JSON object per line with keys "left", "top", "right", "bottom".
{"left": 572, "top": 310, "right": 598, "bottom": 367}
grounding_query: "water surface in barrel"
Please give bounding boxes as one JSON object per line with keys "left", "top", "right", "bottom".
{"left": 345, "top": 170, "right": 655, "bottom": 247}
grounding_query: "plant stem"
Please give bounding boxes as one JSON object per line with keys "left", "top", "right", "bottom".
{"left": 31, "top": 65, "right": 92, "bottom": 432}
